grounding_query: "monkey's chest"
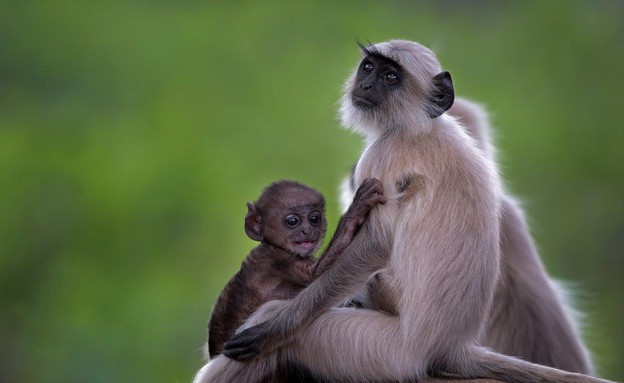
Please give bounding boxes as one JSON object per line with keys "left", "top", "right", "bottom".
{"left": 355, "top": 144, "right": 426, "bottom": 199}
{"left": 260, "top": 279, "right": 305, "bottom": 302}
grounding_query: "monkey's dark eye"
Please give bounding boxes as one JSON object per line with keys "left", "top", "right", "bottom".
{"left": 384, "top": 72, "right": 398, "bottom": 84}
{"left": 308, "top": 212, "right": 322, "bottom": 226}
{"left": 362, "top": 62, "right": 374, "bottom": 73}
{"left": 284, "top": 215, "right": 300, "bottom": 227}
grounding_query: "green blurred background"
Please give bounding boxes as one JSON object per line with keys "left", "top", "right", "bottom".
{"left": 1, "top": 1, "right": 623, "bottom": 382}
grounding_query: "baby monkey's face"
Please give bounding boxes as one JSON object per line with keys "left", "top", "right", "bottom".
{"left": 264, "top": 202, "right": 326, "bottom": 258}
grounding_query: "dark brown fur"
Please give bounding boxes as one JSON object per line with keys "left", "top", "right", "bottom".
{"left": 206, "top": 179, "right": 384, "bottom": 361}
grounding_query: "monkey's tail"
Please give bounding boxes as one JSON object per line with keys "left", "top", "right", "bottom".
{"left": 463, "top": 347, "right": 615, "bottom": 383}
{"left": 192, "top": 354, "right": 279, "bottom": 383}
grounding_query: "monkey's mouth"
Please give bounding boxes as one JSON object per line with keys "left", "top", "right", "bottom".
{"left": 292, "top": 240, "right": 319, "bottom": 256}
{"left": 294, "top": 240, "right": 317, "bottom": 249}
{"left": 352, "top": 95, "right": 376, "bottom": 109}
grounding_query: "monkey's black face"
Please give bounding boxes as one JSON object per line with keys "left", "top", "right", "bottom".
{"left": 352, "top": 55, "right": 403, "bottom": 110}
{"left": 263, "top": 203, "right": 326, "bottom": 258}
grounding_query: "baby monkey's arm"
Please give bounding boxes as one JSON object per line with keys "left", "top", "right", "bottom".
{"left": 312, "top": 178, "right": 385, "bottom": 277}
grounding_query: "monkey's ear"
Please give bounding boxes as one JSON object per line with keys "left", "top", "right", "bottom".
{"left": 244, "top": 203, "right": 263, "bottom": 241}
{"left": 428, "top": 71, "right": 455, "bottom": 118}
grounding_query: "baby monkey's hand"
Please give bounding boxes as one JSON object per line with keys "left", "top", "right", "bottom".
{"left": 345, "top": 178, "right": 386, "bottom": 227}
{"left": 309, "top": 178, "right": 385, "bottom": 278}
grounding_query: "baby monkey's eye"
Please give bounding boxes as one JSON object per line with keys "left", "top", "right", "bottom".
{"left": 284, "top": 215, "right": 300, "bottom": 227}
{"left": 362, "top": 62, "right": 374, "bottom": 73}
{"left": 308, "top": 212, "right": 322, "bottom": 225}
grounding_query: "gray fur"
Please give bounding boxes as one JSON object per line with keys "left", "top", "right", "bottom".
{"left": 449, "top": 98, "right": 594, "bottom": 374}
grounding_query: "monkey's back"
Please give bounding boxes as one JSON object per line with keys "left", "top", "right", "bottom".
{"left": 484, "top": 197, "right": 593, "bottom": 373}
{"left": 207, "top": 267, "right": 255, "bottom": 358}
{"left": 206, "top": 249, "right": 313, "bottom": 358}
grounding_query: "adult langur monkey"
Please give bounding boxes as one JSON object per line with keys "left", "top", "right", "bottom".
{"left": 338, "top": 97, "right": 595, "bottom": 376}
{"left": 194, "top": 40, "right": 613, "bottom": 383}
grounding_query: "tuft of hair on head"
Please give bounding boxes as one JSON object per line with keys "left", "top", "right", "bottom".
{"left": 356, "top": 40, "right": 401, "bottom": 67}
{"left": 356, "top": 40, "right": 381, "bottom": 57}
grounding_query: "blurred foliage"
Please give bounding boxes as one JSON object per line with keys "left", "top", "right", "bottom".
{"left": 1, "top": 0, "right": 623, "bottom": 382}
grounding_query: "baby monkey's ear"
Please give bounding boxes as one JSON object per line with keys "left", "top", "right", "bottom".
{"left": 244, "top": 203, "right": 263, "bottom": 241}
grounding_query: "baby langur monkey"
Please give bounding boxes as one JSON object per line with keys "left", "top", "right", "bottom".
{"left": 206, "top": 179, "right": 385, "bottom": 360}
